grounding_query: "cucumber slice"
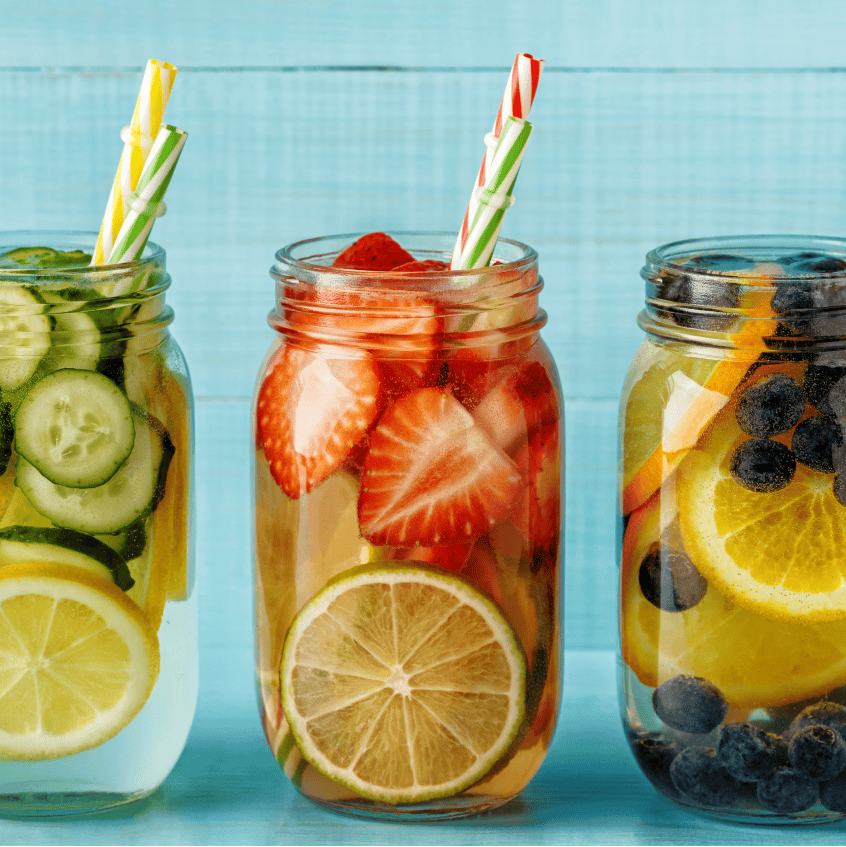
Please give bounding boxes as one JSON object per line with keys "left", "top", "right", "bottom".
{"left": 0, "top": 525, "right": 133, "bottom": 590}
{"left": 15, "top": 369, "right": 134, "bottom": 488}
{"left": 0, "top": 286, "right": 51, "bottom": 390}
{"left": 46, "top": 312, "right": 101, "bottom": 372}
{"left": 16, "top": 407, "right": 173, "bottom": 535}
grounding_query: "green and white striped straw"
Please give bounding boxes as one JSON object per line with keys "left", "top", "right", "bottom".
{"left": 106, "top": 123, "right": 188, "bottom": 267}
{"left": 451, "top": 116, "right": 533, "bottom": 271}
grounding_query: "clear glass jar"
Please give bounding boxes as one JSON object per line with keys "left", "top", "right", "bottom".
{"left": 0, "top": 232, "right": 196, "bottom": 816}
{"left": 619, "top": 235, "right": 846, "bottom": 824}
{"left": 253, "top": 232, "right": 562, "bottom": 820}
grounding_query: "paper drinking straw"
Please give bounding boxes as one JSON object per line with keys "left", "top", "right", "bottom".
{"left": 93, "top": 59, "right": 177, "bottom": 265}
{"left": 106, "top": 124, "right": 188, "bottom": 267}
{"left": 451, "top": 116, "right": 533, "bottom": 271}
{"left": 451, "top": 53, "right": 544, "bottom": 268}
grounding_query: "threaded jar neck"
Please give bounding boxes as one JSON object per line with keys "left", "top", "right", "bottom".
{"left": 639, "top": 235, "right": 846, "bottom": 355}
{"left": 269, "top": 231, "right": 546, "bottom": 352}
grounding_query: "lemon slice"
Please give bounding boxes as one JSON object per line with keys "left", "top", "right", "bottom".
{"left": 280, "top": 564, "right": 526, "bottom": 804}
{"left": 0, "top": 562, "right": 159, "bottom": 760}
{"left": 622, "top": 340, "right": 749, "bottom": 515}
{"left": 677, "top": 383, "right": 846, "bottom": 623}
{"left": 621, "top": 494, "right": 846, "bottom": 707}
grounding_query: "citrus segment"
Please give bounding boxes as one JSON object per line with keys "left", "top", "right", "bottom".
{"left": 280, "top": 564, "right": 526, "bottom": 804}
{"left": 678, "top": 388, "right": 846, "bottom": 623}
{"left": 621, "top": 494, "right": 846, "bottom": 708}
{"left": 0, "top": 562, "right": 159, "bottom": 760}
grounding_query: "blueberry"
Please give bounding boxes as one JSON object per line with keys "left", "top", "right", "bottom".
{"left": 638, "top": 548, "right": 707, "bottom": 613}
{"left": 789, "top": 724, "right": 846, "bottom": 780}
{"left": 735, "top": 374, "right": 806, "bottom": 437}
{"left": 684, "top": 253, "right": 757, "bottom": 271}
{"left": 788, "top": 702, "right": 846, "bottom": 744}
{"left": 835, "top": 473, "right": 846, "bottom": 507}
{"left": 669, "top": 747, "right": 739, "bottom": 806}
{"left": 820, "top": 772, "right": 846, "bottom": 813}
{"left": 757, "top": 767, "right": 819, "bottom": 814}
{"left": 772, "top": 281, "right": 816, "bottom": 315}
{"left": 652, "top": 675, "right": 727, "bottom": 734}
{"left": 829, "top": 375, "right": 846, "bottom": 419}
{"left": 630, "top": 731, "right": 681, "bottom": 797}
{"left": 729, "top": 438, "right": 796, "bottom": 493}
{"left": 716, "top": 723, "right": 783, "bottom": 782}
{"left": 779, "top": 252, "right": 846, "bottom": 274}
{"left": 791, "top": 416, "right": 844, "bottom": 473}
{"left": 805, "top": 364, "right": 846, "bottom": 416}
{"left": 657, "top": 272, "right": 740, "bottom": 332}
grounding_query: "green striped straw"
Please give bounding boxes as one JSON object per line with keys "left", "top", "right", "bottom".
{"left": 451, "top": 115, "right": 533, "bottom": 271}
{"left": 106, "top": 123, "right": 188, "bottom": 268}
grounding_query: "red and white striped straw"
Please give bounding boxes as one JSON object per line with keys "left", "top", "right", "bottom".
{"left": 451, "top": 53, "right": 544, "bottom": 268}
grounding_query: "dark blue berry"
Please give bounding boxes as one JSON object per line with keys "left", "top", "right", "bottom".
{"left": 716, "top": 723, "right": 783, "bottom": 782}
{"left": 730, "top": 438, "right": 796, "bottom": 492}
{"left": 669, "top": 747, "right": 739, "bottom": 806}
{"left": 735, "top": 374, "right": 806, "bottom": 437}
{"left": 789, "top": 724, "right": 846, "bottom": 780}
{"left": 835, "top": 473, "right": 846, "bottom": 507}
{"left": 779, "top": 252, "right": 846, "bottom": 274}
{"left": 658, "top": 272, "right": 740, "bottom": 332}
{"left": 757, "top": 767, "right": 819, "bottom": 814}
{"left": 792, "top": 416, "right": 844, "bottom": 473}
{"left": 805, "top": 364, "right": 846, "bottom": 416}
{"left": 829, "top": 375, "right": 846, "bottom": 419}
{"left": 820, "top": 773, "right": 846, "bottom": 813}
{"left": 630, "top": 731, "right": 681, "bottom": 797}
{"left": 772, "top": 281, "right": 815, "bottom": 315}
{"left": 638, "top": 548, "right": 707, "bottom": 613}
{"left": 685, "top": 253, "right": 757, "bottom": 271}
{"left": 788, "top": 702, "right": 846, "bottom": 744}
{"left": 652, "top": 675, "right": 727, "bottom": 734}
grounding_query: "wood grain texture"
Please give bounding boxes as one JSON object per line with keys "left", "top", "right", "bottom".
{"left": 3, "top": 4, "right": 846, "bottom": 838}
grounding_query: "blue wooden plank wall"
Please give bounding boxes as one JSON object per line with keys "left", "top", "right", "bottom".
{"left": 4, "top": 0, "right": 846, "bottom": 657}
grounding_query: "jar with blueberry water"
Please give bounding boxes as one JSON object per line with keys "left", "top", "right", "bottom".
{"left": 619, "top": 235, "right": 846, "bottom": 823}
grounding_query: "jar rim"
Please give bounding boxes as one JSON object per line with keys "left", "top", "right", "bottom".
{"left": 273, "top": 231, "right": 538, "bottom": 283}
{"left": 645, "top": 234, "right": 846, "bottom": 281}
{"left": 0, "top": 230, "right": 165, "bottom": 278}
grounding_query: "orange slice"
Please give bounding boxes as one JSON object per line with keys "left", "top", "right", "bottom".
{"left": 621, "top": 491, "right": 846, "bottom": 708}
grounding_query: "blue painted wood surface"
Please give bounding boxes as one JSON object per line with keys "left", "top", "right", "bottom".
{"left": 4, "top": 0, "right": 846, "bottom": 841}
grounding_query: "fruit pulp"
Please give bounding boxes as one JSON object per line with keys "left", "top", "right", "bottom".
{"left": 0, "top": 244, "right": 195, "bottom": 816}
{"left": 254, "top": 233, "right": 561, "bottom": 819}
{"left": 620, "top": 240, "right": 846, "bottom": 823}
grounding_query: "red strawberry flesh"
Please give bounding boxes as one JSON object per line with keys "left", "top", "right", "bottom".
{"left": 358, "top": 386, "right": 523, "bottom": 546}
{"left": 332, "top": 232, "right": 414, "bottom": 271}
{"left": 256, "top": 346, "right": 379, "bottom": 497}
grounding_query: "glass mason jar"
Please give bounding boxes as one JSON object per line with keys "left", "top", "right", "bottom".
{"left": 253, "top": 232, "right": 562, "bottom": 820}
{"left": 0, "top": 232, "right": 196, "bottom": 816}
{"left": 619, "top": 234, "right": 846, "bottom": 824}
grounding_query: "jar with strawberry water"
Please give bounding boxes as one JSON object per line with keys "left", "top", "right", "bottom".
{"left": 252, "top": 231, "right": 562, "bottom": 819}
{"left": 620, "top": 235, "right": 846, "bottom": 824}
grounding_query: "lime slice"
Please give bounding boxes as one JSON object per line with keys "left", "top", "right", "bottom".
{"left": 0, "top": 562, "right": 159, "bottom": 760}
{"left": 280, "top": 563, "right": 526, "bottom": 804}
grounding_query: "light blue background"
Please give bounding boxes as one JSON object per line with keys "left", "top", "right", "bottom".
{"left": 4, "top": 1, "right": 846, "bottom": 843}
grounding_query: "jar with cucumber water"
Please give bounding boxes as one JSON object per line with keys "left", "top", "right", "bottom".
{"left": 0, "top": 232, "right": 196, "bottom": 816}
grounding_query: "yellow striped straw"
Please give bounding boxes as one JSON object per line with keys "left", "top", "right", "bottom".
{"left": 92, "top": 59, "right": 177, "bottom": 265}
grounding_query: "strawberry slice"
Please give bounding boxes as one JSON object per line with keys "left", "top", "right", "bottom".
{"left": 511, "top": 423, "right": 561, "bottom": 550}
{"left": 332, "top": 232, "right": 414, "bottom": 270}
{"left": 358, "top": 386, "right": 523, "bottom": 546}
{"left": 256, "top": 345, "right": 379, "bottom": 498}
{"left": 386, "top": 541, "right": 474, "bottom": 573}
{"left": 393, "top": 259, "right": 450, "bottom": 273}
{"left": 473, "top": 360, "right": 559, "bottom": 455}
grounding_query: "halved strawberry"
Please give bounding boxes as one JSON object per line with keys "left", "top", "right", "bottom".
{"left": 511, "top": 423, "right": 561, "bottom": 550}
{"left": 332, "top": 232, "right": 414, "bottom": 270}
{"left": 393, "top": 259, "right": 450, "bottom": 273}
{"left": 473, "top": 360, "right": 559, "bottom": 456}
{"left": 358, "top": 386, "right": 523, "bottom": 546}
{"left": 286, "top": 284, "right": 441, "bottom": 400}
{"left": 386, "top": 541, "right": 474, "bottom": 572}
{"left": 256, "top": 345, "right": 379, "bottom": 498}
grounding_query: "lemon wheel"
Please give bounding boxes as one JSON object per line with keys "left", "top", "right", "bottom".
{"left": 0, "top": 562, "right": 160, "bottom": 760}
{"left": 280, "top": 563, "right": 526, "bottom": 804}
